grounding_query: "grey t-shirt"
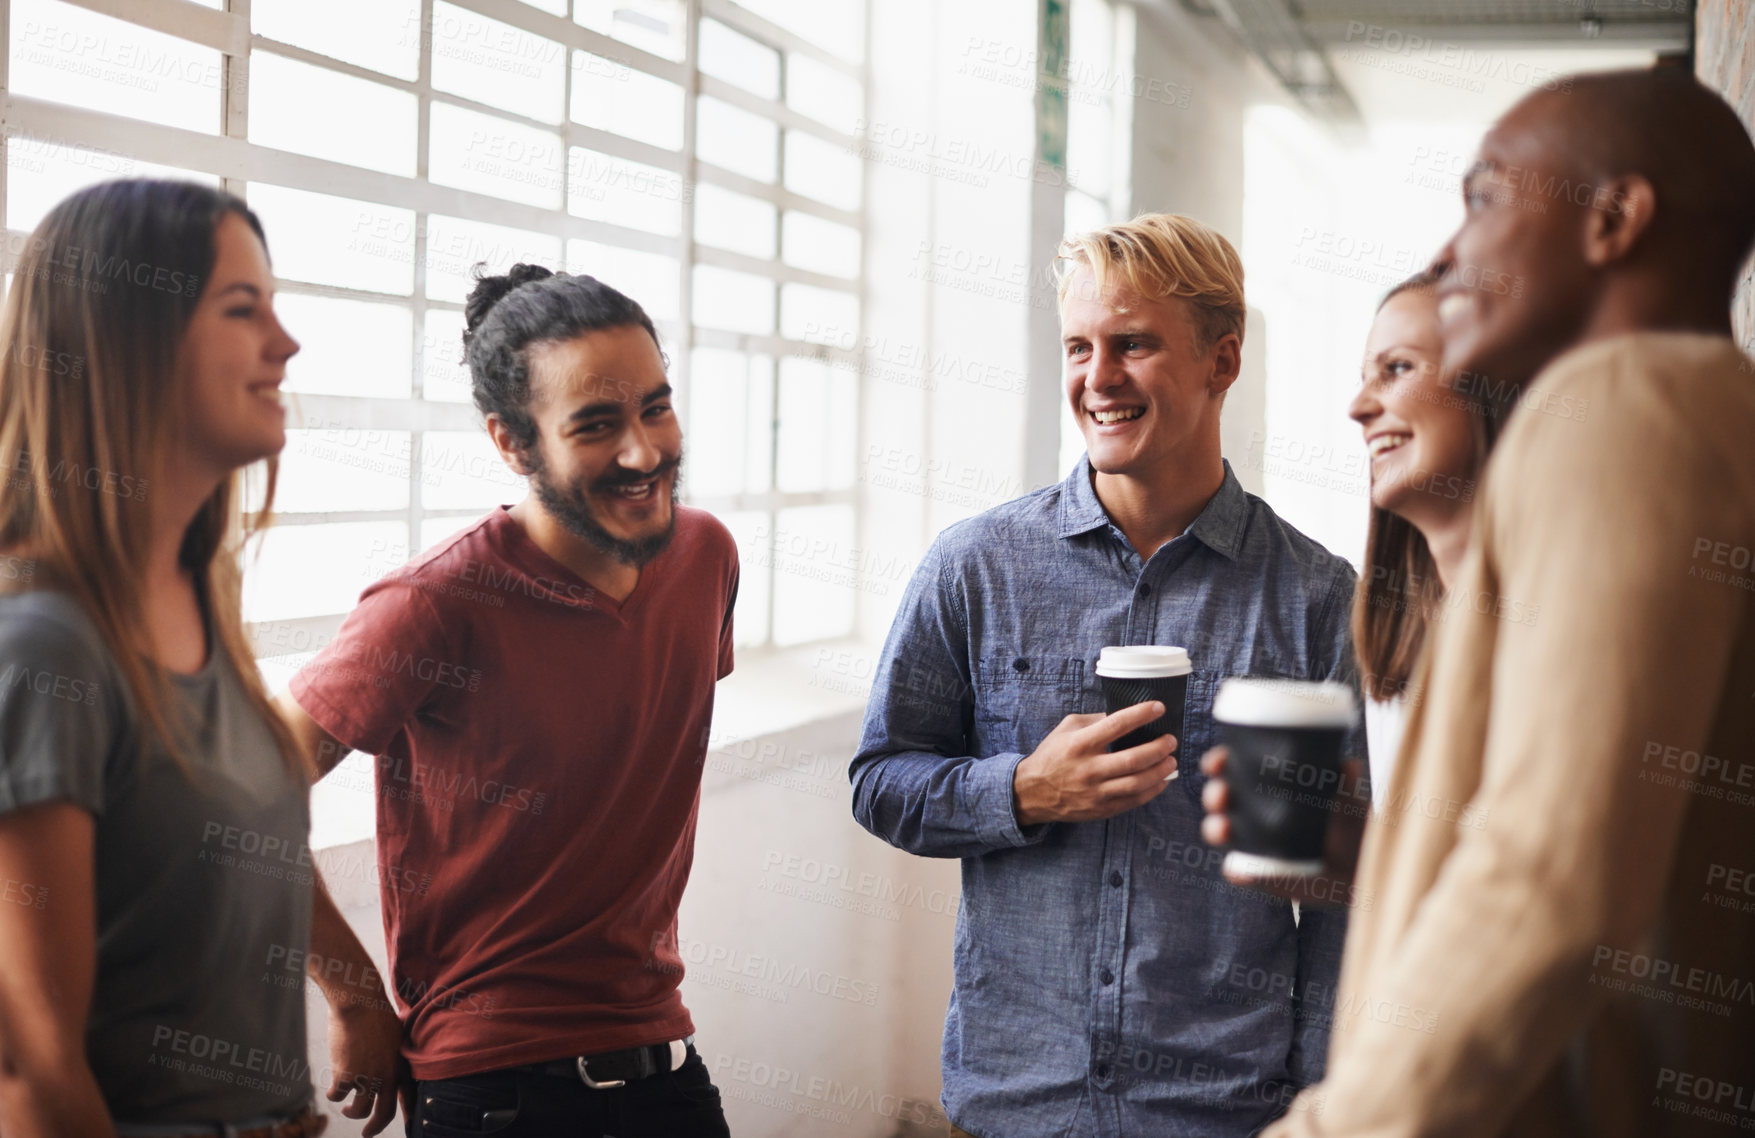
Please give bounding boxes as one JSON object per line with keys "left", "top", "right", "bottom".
{"left": 0, "top": 591, "right": 312, "bottom": 1124}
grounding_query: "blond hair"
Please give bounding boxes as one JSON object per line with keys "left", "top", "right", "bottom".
{"left": 1056, "top": 213, "right": 1246, "bottom": 349}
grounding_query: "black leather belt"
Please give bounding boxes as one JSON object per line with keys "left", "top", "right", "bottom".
{"left": 523, "top": 1036, "right": 694, "bottom": 1089}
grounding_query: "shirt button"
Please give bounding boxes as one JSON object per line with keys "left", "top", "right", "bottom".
{"left": 1108, "top": 871, "right": 1123, "bottom": 888}
{"left": 1012, "top": 657, "right": 1030, "bottom": 672}
{"left": 1100, "top": 968, "right": 1114, "bottom": 985}
{"left": 1138, "top": 581, "right": 1152, "bottom": 596}
{"left": 1095, "top": 1063, "right": 1111, "bottom": 1078}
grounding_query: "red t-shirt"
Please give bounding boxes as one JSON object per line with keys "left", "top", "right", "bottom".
{"left": 290, "top": 505, "right": 737, "bottom": 1079}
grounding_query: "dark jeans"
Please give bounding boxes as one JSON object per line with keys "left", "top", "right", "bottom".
{"left": 414, "top": 1052, "right": 731, "bottom": 1138}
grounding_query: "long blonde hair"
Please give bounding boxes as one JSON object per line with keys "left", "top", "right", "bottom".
{"left": 0, "top": 179, "right": 303, "bottom": 774}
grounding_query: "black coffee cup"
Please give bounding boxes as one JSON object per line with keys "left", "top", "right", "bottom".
{"left": 1212, "top": 677, "right": 1358, "bottom": 877}
{"left": 1096, "top": 647, "right": 1192, "bottom": 775}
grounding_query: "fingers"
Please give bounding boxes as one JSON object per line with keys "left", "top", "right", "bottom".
{"left": 1090, "top": 733, "right": 1177, "bottom": 780}
{"left": 342, "top": 1079, "right": 375, "bottom": 1119}
{"left": 325, "top": 1071, "right": 350, "bottom": 1103}
{"left": 364, "top": 1079, "right": 399, "bottom": 1137}
{"left": 1082, "top": 700, "right": 1166, "bottom": 747}
{"left": 1199, "top": 745, "right": 1229, "bottom": 777}
{"left": 1200, "top": 774, "right": 1231, "bottom": 846}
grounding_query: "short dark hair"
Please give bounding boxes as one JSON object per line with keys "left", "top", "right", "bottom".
{"left": 461, "top": 263, "right": 663, "bottom": 454}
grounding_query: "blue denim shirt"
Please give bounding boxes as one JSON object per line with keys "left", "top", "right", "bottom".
{"left": 850, "top": 456, "right": 1364, "bottom": 1138}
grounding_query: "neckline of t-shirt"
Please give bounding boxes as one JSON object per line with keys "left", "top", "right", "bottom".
{"left": 490, "top": 505, "right": 669, "bottom": 619}
{"left": 1, "top": 588, "right": 219, "bottom": 686}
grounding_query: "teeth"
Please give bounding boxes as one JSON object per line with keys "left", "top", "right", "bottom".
{"left": 1438, "top": 294, "right": 1470, "bottom": 322}
{"left": 1093, "top": 408, "right": 1144, "bottom": 424}
{"left": 1369, "top": 434, "right": 1411, "bottom": 457}
{"left": 615, "top": 480, "right": 655, "bottom": 498}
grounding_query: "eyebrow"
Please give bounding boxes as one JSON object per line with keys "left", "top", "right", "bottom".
{"left": 568, "top": 382, "right": 673, "bottom": 421}
{"left": 1062, "top": 327, "right": 1159, "bottom": 345}
{"left": 1461, "top": 160, "right": 1494, "bottom": 197}
{"left": 214, "top": 282, "right": 262, "bottom": 300}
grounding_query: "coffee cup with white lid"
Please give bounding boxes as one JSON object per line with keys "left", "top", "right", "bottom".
{"left": 1096, "top": 646, "right": 1192, "bottom": 779}
{"left": 1211, "top": 677, "right": 1358, "bottom": 877}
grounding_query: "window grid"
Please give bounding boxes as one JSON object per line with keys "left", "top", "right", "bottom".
{"left": 0, "top": 0, "right": 870, "bottom": 653}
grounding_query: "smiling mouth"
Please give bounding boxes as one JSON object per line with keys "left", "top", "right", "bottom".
{"left": 606, "top": 476, "right": 661, "bottom": 501}
{"left": 1091, "top": 407, "right": 1144, "bottom": 425}
{"left": 1369, "top": 433, "right": 1411, "bottom": 458}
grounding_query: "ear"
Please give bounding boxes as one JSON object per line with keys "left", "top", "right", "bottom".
{"left": 1582, "top": 174, "right": 1656, "bottom": 268}
{"left": 1207, "top": 332, "right": 1242, "bottom": 398}
{"left": 485, "top": 414, "right": 539, "bottom": 478}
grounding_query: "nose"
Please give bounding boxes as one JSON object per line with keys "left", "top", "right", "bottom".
{"left": 618, "top": 417, "right": 662, "bottom": 473}
{"left": 1085, "top": 344, "right": 1126, "bottom": 393}
{"left": 1348, "top": 379, "right": 1381, "bottom": 426}
{"left": 267, "top": 306, "right": 300, "bottom": 364}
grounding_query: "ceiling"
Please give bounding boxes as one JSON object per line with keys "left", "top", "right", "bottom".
{"left": 1172, "top": 0, "right": 1693, "bottom": 123}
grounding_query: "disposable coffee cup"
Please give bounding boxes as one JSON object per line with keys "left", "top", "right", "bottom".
{"left": 1212, "top": 677, "right": 1357, "bottom": 877}
{"left": 1096, "top": 646, "right": 1192, "bottom": 778}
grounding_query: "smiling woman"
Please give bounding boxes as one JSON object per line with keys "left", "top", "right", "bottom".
{"left": 0, "top": 179, "right": 334, "bottom": 1135}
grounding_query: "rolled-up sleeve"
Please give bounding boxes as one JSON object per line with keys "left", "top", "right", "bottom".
{"left": 849, "top": 536, "right": 1052, "bottom": 859}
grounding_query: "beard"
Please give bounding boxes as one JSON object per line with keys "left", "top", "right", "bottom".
{"left": 528, "top": 450, "right": 684, "bottom": 568}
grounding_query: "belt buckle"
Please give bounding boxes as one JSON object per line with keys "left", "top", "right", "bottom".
{"left": 576, "top": 1055, "right": 626, "bottom": 1090}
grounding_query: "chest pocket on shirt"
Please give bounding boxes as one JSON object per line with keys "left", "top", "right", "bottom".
{"left": 972, "top": 655, "right": 1084, "bottom": 758}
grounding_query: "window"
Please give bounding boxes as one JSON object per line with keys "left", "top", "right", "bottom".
{"left": 0, "top": 0, "right": 868, "bottom": 673}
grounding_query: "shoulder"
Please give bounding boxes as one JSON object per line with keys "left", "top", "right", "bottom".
{"left": 0, "top": 592, "right": 119, "bottom": 681}
{"left": 923, "top": 481, "right": 1064, "bottom": 571}
{"left": 1235, "top": 490, "right": 1358, "bottom": 595}
{"left": 674, "top": 506, "right": 738, "bottom": 561}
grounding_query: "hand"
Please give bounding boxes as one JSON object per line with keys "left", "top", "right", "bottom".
{"left": 1013, "top": 701, "right": 1178, "bottom": 825}
{"left": 324, "top": 993, "right": 407, "bottom": 1136}
{"left": 1198, "top": 747, "right": 1369, "bottom": 909}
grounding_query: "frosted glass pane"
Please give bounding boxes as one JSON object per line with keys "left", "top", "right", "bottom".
{"left": 566, "top": 241, "right": 680, "bottom": 323}
{"left": 425, "top": 214, "right": 562, "bottom": 304}
{"left": 249, "top": 53, "right": 418, "bottom": 176}
{"left": 278, "top": 294, "right": 413, "bottom": 399}
{"left": 422, "top": 309, "right": 473, "bottom": 403}
{"left": 700, "top": 19, "right": 779, "bottom": 100}
{"left": 253, "top": 0, "right": 419, "bottom": 81}
{"left": 1066, "top": 91, "right": 1112, "bottom": 200}
{"left": 567, "top": 149, "right": 684, "bottom": 236}
{"left": 422, "top": 430, "right": 525, "bottom": 510}
{"left": 10, "top": 0, "right": 221, "bottom": 133}
{"left": 736, "top": 0, "right": 865, "bottom": 64}
{"left": 575, "top": 0, "right": 686, "bottom": 63}
{"left": 429, "top": 102, "right": 564, "bottom": 209}
{"left": 511, "top": 0, "right": 566, "bottom": 16}
{"left": 696, "top": 97, "right": 778, "bottom": 182}
{"left": 770, "top": 504, "right": 856, "bottom": 645}
{"left": 784, "top": 130, "right": 861, "bottom": 211}
{"left": 694, "top": 184, "right": 777, "bottom": 259}
{"left": 275, "top": 429, "right": 411, "bottom": 513}
{"left": 421, "top": 515, "right": 479, "bottom": 557}
{"left": 5, "top": 143, "right": 214, "bottom": 234}
{"left": 686, "top": 349, "right": 747, "bottom": 498}
{"left": 720, "top": 510, "right": 770, "bottom": 648}
{"left": 247, "top": 184, "right": 416, "bottom": 295}
{"left": 780, "top": 284, "right": 857, "bottom": 343}
{"left": 693, "top": 265, "right": 774, "bottom": 335}
{"left": 786, "top": 53, "right": 861, "bottom": 133}
{"left": 243, "top": 522, "right": 406, "bottom": 622}
{"left": 430, "top": 1, "right": 566, "bottom": 124}
{"left": 776, "top": 357, "right": 855, "bottom": 493}
{"left": 781, "top": 211, "right": 859, "bottom": 278}
{"left": 572, "top": 57, "right": 683, "bottom": 150}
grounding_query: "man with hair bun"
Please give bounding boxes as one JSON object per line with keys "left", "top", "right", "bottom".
{"left": 1256, "top": 68, "right": 1755, "bottom": 1138}
{"left": 277, "top": 264, "right": 738, "bottom": 1136}
{"left": 852, "top": 213, "right": 1365, "bottom": 1137}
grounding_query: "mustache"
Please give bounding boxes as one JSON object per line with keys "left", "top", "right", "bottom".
{"left": 592, "top": 456, "right": 682, "bottom": 494}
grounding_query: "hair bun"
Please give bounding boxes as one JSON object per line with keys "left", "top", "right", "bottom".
{"left": 463, "top": 262, "right": 556, "bottom": 346}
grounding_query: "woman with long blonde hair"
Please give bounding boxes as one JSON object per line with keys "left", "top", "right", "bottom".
{"left": 0, "top": 180, "right": 393, "bottom": 1137}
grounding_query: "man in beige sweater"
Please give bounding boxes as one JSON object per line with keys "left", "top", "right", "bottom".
{"left": 1220, "top": 69, "right": 1755, "bottom": 1136}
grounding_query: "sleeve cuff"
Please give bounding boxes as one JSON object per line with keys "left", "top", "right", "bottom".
{"left": 969, "top": 752, "right": 1051, "bottom": 849}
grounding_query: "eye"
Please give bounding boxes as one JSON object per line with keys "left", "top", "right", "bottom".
{"left": 1066, "top": 343, "right": 1090, "bottom": 359}
{"left": 645, "top": 402, "right": 673, "bottom": 419}
{"left": 1385, "top": 359, "right": 1414, "bottom": 378}
{"left": 225, "top": 304, "right": 257, "bottom": 319}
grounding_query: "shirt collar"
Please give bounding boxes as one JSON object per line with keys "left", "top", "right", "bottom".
{"left": 1055, "top": 454, "right": 1247, "bottom": 562}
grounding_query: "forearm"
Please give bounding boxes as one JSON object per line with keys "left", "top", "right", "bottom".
{"left": 308, "top": 869, "right": 392, "bottom": 1013}
{"left": 851, "top": 749, "right": 1041, "bottom": 859}
{"left": 0, "top": 1053, "right": 118, "bottom": 1138}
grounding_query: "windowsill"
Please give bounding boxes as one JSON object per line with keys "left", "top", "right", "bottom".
{"left": 309, "top": 637, "right": 884, "bottom": 851}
